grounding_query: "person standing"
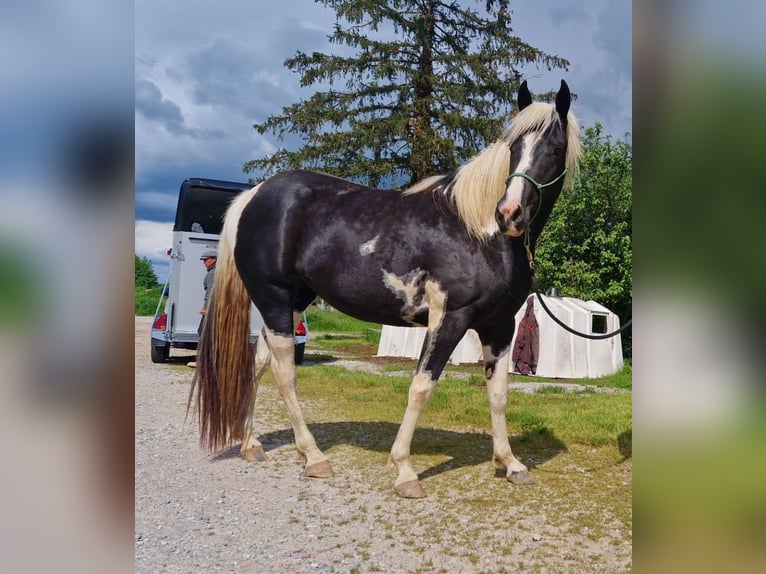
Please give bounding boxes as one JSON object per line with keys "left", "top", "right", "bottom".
{"left": 189, "top": 249, "right": 217, "bottom": 368}
{"left": 197, "top": 249, "right": 217, "bottom": 334}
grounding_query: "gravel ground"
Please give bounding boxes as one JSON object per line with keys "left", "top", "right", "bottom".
{"left": 135, "top": 317, "right": 631, "bottom": 573}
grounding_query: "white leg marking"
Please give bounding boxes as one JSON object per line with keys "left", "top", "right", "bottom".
{"left": 482, "top": 345, "right": 527, "bottom": 474}
{"left": 264, "top": 327, "right": 328, "bottom": 468}
{"left": 240, "top": 334, "right": 272, "bottom": 461}
{"left": 390, "top": 371, "right": 436, "bottom": 486}
{"left": 388, "top": 280, "right": 448, "bottom": 490}
{"left": 415, "top": 279, "right": 448, "bottom": 366}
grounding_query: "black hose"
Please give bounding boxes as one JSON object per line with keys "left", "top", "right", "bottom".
{"left": 532, "top": 287, "right": 632, "bottom": 340}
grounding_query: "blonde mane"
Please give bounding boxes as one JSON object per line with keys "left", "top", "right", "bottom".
{"left": 404, "top": 102, "right": 581, "bottom": 242}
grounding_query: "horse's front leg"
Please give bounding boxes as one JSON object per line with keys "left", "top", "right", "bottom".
{"left": 389, "top": 370, "right": 438, "bottom": 498}
{"left": 482, "top": 344, "right": 535, "bottom": 485}
{"left": 389, "top": 309, "right": 465, "bottom": 498}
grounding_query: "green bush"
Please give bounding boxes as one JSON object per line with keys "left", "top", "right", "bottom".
{"left": 135, "top": 285, "right": 166, "bottom": 316}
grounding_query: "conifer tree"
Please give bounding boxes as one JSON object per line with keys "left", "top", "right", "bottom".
{"left": 245, "top": 0, "right": 569, "bottom": 186}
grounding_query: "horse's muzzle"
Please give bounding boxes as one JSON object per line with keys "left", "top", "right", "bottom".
{"left": 495, "top": 206, "right": 527, "bottom": 237}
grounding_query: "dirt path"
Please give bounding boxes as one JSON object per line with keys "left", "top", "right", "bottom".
{"left": 135, "top": 317, "right": 631, "bottom": 573}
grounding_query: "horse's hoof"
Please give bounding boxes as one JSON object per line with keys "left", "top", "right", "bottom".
{"left": 508, "top": 470, "right": 535, "bottom": 485}
{"left": 242, "top": 446, "right": 268, "bottom": 463}
{"left": 305, "top": 460, "right": 333, "bottom": 478}
{"left": 394, "top": 480, "right": 427, "bottom": 499}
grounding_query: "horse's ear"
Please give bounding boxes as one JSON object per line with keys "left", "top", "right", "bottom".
{"left": 517, "top": 80, "right": 532, "bottom": 111}
{"left": 555, "top": 79, "right": 571, "bottom": 118}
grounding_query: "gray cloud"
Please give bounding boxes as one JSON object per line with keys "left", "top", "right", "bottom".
{"left": 594, "top": 2, "right": 632, "bottom": 75}
{"left": 135, "top": 76, "right": 188, "bottom": 134}
{"left": 183, "top": 36, "right": 288, "bottom": 120}
{"left": 510, "top": 0, "right": 631, "bottom": 137}
{"left": 547, "top": 3, "right": 589, "bottom": 28}
{"left": 582, "top": 2, "right": 632, "bottom": 135}
{"left": 179, "top": 19, "right": 331, "bottom": 123}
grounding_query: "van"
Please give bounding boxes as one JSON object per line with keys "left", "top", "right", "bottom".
{"left": 150, "top": 178, "right": 307, "bottom": 364}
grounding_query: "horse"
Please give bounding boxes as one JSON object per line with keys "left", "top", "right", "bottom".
{"left": 191, "top": 80, "right": 582, "bottom": 498}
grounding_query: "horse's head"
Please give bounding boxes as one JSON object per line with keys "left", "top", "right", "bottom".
{"left": 496, "top": 80, "right": 573, "bottom": 238}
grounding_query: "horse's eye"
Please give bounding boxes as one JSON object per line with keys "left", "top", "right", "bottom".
{"left": 553, "top": 146, "right": 563, "bottom": 157}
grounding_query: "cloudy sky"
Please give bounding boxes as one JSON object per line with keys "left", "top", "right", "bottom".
{"left": 135, "top": 0, "right": 632, "bottom": 279}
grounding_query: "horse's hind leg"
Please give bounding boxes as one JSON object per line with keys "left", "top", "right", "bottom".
{"left": 240, "top": 332, "right": 271, "bottom": 462}
{"left": 263, "top": 321, "right": 333, "bottom": 478}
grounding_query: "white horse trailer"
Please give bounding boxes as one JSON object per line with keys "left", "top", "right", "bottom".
{"left": 150, "top": 178, "right": 273, "bottom": 363}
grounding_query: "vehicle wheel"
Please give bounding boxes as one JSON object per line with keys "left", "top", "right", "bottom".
{"left": 294, "top": 343, "right": 305, "bottom": 365}
{"left": 151, "top": 344, "right": 170, "bottom": 363}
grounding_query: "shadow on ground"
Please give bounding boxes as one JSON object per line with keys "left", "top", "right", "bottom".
{"left": 212, "top": 421, "right": 567, "bottom": 480}
{"left": 165, "top": 353, "right": 197, "bottom": 366}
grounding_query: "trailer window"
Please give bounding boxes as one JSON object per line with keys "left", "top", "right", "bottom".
{"left": 175, "top": 187, "right": 237, "bottom": 234}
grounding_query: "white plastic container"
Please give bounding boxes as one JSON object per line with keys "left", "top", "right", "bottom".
{"left": 376, "top": 294, "right": 623, "bottom": 379}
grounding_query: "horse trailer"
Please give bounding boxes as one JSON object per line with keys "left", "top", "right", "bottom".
{"left": 150, "top": 178, "right": 307, "bottom": 364}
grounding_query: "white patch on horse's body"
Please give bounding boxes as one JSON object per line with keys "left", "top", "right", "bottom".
{"left": 359, "top": 235, "right": 379, "bottom": 256}
{"left": 424, "top": 280, "right": 447, "bottom": 331}
{"left": 382, "top": 269, "right": 446, "bottom": 326}
{"left": 382, "top": 269, "right": 427, "bottom": 323}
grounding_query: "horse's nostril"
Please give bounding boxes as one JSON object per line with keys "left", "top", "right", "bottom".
{"left": 498, "top": 205, "right": 522, "bottom": 223}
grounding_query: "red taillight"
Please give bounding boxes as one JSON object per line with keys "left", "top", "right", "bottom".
{"left": 153, "top": 314, "right": 167, "bottom": 331}
{"left": 295, "top": 321, "right": 306, "bottom": 336}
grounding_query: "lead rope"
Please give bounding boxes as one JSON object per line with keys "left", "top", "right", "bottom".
{"left": 506, "top": 168, "right": 568, "bottom": 271}
{"left": 531, "top": 278, "right": 633, "bottom": 340}
{"left": 508, "top": 167, "right": 631, "bottom": 339}
{"left": 524, "top": 232, "right": 632, "bottom": 340}
{"left": 524, "top": 232, "right": 534, "bottom": 269}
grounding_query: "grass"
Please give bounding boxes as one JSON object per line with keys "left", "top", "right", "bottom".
{"left": 306, "top": 304, "right": 381, "bottom": 338}
{"left": 296, "top": 305, "right": 631, "bottom": 450}
{"left": 586, "top": 361, "right": 632, "bottom": 390}
{"left": 500, "top": 362, "right": 632, "bottom": 391}
{"left": 291, "top": 364, "right": 631, "bottom": 451}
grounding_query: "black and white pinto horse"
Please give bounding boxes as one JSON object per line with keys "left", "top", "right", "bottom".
{"left": 192, "top": 80, "right": 582, "bottom": 498}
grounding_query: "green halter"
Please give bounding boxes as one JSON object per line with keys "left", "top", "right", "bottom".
{"left": 505, "top": 166, "right": 568, "bottom": 188}
{"left": 504, "top": 167, "right": 568, "bottom": 270}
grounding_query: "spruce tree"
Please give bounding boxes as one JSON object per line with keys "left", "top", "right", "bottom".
{"left": 245, "top": 0, "right": 569, "bottom": 186}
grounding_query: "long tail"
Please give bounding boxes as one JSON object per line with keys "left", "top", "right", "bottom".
{"left": 188, "top": 184, "right": 261, "bottom": 452}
